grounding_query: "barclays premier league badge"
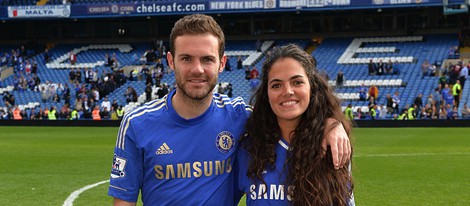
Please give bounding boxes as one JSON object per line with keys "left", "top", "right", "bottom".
{"left": 111, "top": 154, "right": 127, "bottom": 178}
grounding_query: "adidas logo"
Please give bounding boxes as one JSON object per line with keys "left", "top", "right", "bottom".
{"left": 156, "top": 143, "right": 173, "bottom": 155}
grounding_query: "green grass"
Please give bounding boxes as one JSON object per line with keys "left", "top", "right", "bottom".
{"left": 0, "top": 127, "right": 469, "bottom": 206}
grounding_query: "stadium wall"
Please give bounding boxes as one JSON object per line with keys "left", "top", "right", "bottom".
{"left": 1, "top": 119, "right": 469, "bottom": 127}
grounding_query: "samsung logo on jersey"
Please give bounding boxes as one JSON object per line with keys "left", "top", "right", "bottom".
{"left": 154, "top": 158, "right": 232, "bottom": 179}
{"left": 25, "top": 10, "right": 53, "bottom": 15}
{"left": 250, "top": 184, "right": 294, "bottom": 201}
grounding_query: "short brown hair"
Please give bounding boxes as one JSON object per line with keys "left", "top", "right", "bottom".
{"left": 169, "top": 14, "right": 225, "bottom": 59}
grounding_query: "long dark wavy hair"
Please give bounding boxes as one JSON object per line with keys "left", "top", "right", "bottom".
{"left": 241, "top": 44, "right": 353, "bottom": 205}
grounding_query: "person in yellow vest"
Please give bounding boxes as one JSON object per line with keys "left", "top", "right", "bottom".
{"left": 70, "top": 108, "right": 79, "bottom": 120}
{"left": 398, "top": 109, "right": 407, "bottom": 120}
{"left": 452, "top": 79, "right": 462, "bottom": 107}
{"left": 370, "top": 104, "right": 377, "bottom": 120}
{"left": 116, "top": 105, "right": 124, "bottom": 120}
{"left": 12, "top": 106, "right": 22, "bottom": 120}
{"left": 344, "top": 104, "right": 353, "bottom": 120}
{"left": 110, "top": 106, "right": 119, "bottom": 120}
{"left": 92, "top": 105, "right": 101, "bottom": 120}
{"left": 408, "top": 104, "right": 417, "bottom": 120}
{"left": 48, "top": 106, "right": 57, "bottom": 120}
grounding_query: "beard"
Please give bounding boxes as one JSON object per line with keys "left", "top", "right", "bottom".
{"left": 174, "top": 65, "right": 219, "bottom": 101}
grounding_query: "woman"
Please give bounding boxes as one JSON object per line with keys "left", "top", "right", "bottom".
{"left": 236, "top": 44, "right": 354, "bottom": 205}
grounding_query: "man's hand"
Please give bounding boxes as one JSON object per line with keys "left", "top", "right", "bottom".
{"left": 322, "top": 118, "right": 351, "bottom": 170}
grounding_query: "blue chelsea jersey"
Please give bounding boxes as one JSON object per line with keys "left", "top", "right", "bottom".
{"left": 108, "top": 89, "right": 251, "bottom": 205}
{"left": 236, "top": 138, "right": 355, "bottom": 206}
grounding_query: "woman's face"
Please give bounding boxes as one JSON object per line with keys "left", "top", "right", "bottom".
{"left": 267, "top": 57, "right": 311, "bottom": 125}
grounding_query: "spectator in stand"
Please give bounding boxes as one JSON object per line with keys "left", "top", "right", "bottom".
{"left": 69, "top": 68, "right": 76, "bottom": 83}
{"left": 111, "top": 57, "right": 120, "bottom": 71}
{"left": 29, "top": 108, "right": 38, "bottom": 120}
{"left": 132, "top": 53, "right": 139, "bottom": 65}
{"left": 461, "top": 103, "right": 470, "bottom": 118}
{"left": 101, "top": 97, "right": 111, "bottom": 112}
{"left": 155, "top": 58, "right": 165, "bottom": 75}
{"left": 438, "top": 104, "right": 446, "bottom": 119}
{"left": 60, "top": 103, "right": 71, "bottom": 119}
{"left": 155, "top": 84, "right": 167, "bottom": 99}
{"left": 445, "top": 104, "right": 453, "bottom": 119}
{"left": 43, "top": 48, "right": 50, "bottom": 63}
{"left": 421, "top": 59, "right": 431, "bottom": 78}
{"left": 449, "top": 63, "right": 461, "bottom": 85}
{"left": 429, "top": 64, "right": 437, "bottom": 77}
{"left": 442, "top": 83, "right": 453, "bottom": 105}
{"left": 433, "top": 87, "right": 442, "bottom": 108}
{"left": 358, "top": 83, "right": 367, "bottom": 101}
{"left": 31, "top": 60, "right": 38, "bottom": 74}
{"left": 336, "top": 71, "right": 344, "bottom": 87}
{"left": 217, "top": 82, "right": 224, "bottom": 94}
{"left": 460, "top": 62, "right": 468, "bottom": 89}
{"left": 356, "top": 107, "right": 364, "bottom": 119}
{"left": 249, "top": 73, "right": 260, "bottom": 96}
{"left": 376, "top": 59, "right": 384, "bottom": 75}
{"left": 124, "top": 86, "right": 138, "bottom": 103}
{"left": 75, "top": 97, "right": 83, "bottom": 112}
{"left": 426, "top": 94, "right": 434, "bottom": 107}
{"left": 75, "top": 68, "right": 82, "bottom": 83}
{"left": 385, "top": 59, "right": 393, "bottom": 75}
{"left": 430, "top": 105, "right": 438, "bottom": 119}
{"left": 225, "top": 57, "right": 232, "bottom": 71}
{"left": 237, "top": 56, "right": 243, "bottom": 70}
{"left": 244, "top": 66, "right": 251, "bottom": 80}
{"left": 413, "top": 93, "right": 423, "bottom": 110}
{"left": 392, "top": 91, "right": 400, "bottom": 114}
{"left": 24, "top": 60, "right": 31, "bottom": 75}
{"left": 52, "top": 93, "right": 61, "bottom": 102}
{"left": 453, "top": 79, "right": 462, "bottom": 107}
{"left": 145, "top": 83, "right": 152, "bottom": 102}
{"left": 111, "top": 99, "right": 118, "bottom": 111}
{"left": 368, "top": 84, "right": 379, "bottom": 100}
{"left": 423, "top": 104, "right": 432, "bottom": 119}
{"left": 101, "top": 107, "right": 110, "bottom": 120}
{"left": 368, "top": 59, "right": 376, "bottom": 75}
{"left": 226, "top": 83, "right": 233, "bottom": 98}
{"left": 256, "top": 39, "right": 262, "bottom": 52}
{"left": 250, "top": 66, "right": 259, "bottom": 79}
{"left": 379, "top": 104, "right": 387, "bottom": 119}
{"left": 368, "top": 96, "right": 377, "bottom": 112}
{"left": 69, "top": 51, "right": 76, "bottom": 65}
{"left": 451, "top": 105, "right": 459, "bottom": 119}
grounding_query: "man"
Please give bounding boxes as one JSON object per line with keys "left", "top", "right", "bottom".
{"left": 108, "top": 14, "right": 350, "bottom": 206}
{"left": 358, "top": 83, "right": 367, "bottom": 101}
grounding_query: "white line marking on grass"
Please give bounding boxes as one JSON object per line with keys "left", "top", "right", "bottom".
{"left": 355, "top": 152, "right": 470, "bottom": 158}
{"left": 63, "top": 180, "right": 109, "bottom": 206}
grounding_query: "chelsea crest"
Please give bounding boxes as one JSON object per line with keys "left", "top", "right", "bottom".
{"left": 215, "top": 131, "right": 235, "bottom": 153}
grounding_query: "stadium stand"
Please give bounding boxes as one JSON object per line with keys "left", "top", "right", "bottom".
{"left": 1, "top": 34, "right": 469, "bottom": 120}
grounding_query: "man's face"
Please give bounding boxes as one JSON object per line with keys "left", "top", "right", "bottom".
{"left": 167, "top": 33, "right": 226, "bottom": 101}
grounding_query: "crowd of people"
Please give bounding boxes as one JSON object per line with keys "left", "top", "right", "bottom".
{"left": 368, "top": 59, "right": 401, "bottom": 76}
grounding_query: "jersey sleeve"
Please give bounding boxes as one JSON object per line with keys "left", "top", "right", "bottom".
{"left": 108, "top": 117, "right": 143, "bottom": 203}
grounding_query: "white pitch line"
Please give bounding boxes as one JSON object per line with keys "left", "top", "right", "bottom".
{"left": 63, "top": 180, "right": 109, "bottom": 206}
{"left": 355, "top": 152, "right": 470, "bottom": 158}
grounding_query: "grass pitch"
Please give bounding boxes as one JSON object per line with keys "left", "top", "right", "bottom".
{"left": 0, "top": 126, "right": 469, "bottom": 206}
